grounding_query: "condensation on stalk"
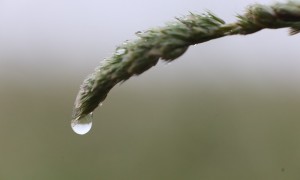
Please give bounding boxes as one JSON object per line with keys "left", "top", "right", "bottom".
{"left": 71, "top": 112, "right": 93, "bottom": 135}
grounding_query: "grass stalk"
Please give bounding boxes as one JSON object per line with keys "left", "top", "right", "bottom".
{"left": 72, "top": 1, "right": 300, "bottom": 121}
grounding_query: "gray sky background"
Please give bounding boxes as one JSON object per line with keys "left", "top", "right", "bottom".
{"left": 0, "top": 0, "right": 299, "bottom": 90}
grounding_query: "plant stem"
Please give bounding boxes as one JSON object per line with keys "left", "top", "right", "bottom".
{"left": 72, "top": 1, "right": 300, "bottom": 121}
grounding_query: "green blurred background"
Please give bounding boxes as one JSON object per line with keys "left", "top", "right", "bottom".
{"left": 1, "top": 0, "right": 300, "bottom": 179}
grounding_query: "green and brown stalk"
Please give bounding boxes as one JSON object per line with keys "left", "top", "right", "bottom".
{"left": 72, "top": 1, "right": 300, "bottom": 121}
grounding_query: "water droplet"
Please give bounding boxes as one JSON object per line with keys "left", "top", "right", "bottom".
{"left": 115, "top": 48, "right": 126, "bottom": 55}
{"left": 71, "top": 112, "right": 93, "bottom": 135}
{"left": 100, "top": 103, "right": 103, "bottom": 107}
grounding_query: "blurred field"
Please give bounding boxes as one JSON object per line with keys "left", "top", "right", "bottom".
{"left": 1, "top": 77, "right": 300, "bottom": 180}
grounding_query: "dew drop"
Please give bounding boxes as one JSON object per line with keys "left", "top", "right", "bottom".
{"left": 115, "top": 48, "right": 126, "bottom": 55}
{"left": 71, "top": 112, "right": 93, "bottom": 135}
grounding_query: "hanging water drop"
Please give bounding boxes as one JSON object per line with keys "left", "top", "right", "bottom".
{"left": 71, "top": 112, "right": 93, "bottom": 135}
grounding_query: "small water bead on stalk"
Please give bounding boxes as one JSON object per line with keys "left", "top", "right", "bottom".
{"left": 115, "top": 48, "right": 126, "bottom": 56}
{"left": 71, "top": 112, "right": 93, "bottom": 135}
